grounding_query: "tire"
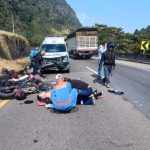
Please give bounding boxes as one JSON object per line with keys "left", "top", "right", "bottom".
{"left": 40, "top": 69, "right": 45, "bottom": 74}
{"left": 0, "top": 88, "right": 15, "bottom": 99}
{"left": 86, "top": 54, "right": 92, "bottom": 59}
{"left": 66, "top": 68, "right": 70, "bottom": 73}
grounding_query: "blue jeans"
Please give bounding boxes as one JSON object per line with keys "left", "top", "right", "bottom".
{"left": 30, "top": 60, "right": 40, "bottom": 74}
{"left": 98, "top": 62, "right": 104, "bottom": 78}
{"left": 104, "top": 66, "right": 113, "bottom": 84}
{"left": 77, "top": 87, "right": 94, "bottom": 105}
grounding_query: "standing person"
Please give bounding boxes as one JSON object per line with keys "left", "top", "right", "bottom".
{"left": 97, "top": 43, "right": 107, "bottom": 79}
{"left": 29, "top": 47, "right": 46, "bottom": 78}
{"left": 100, "top": 42, "right": 116, "bottom": 88}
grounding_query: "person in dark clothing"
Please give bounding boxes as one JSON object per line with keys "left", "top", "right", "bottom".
{"left": 100, "top": 42, "right": 116, "bottom": 88}
{"left": 64, "top": 77, "right": 103, "bottom": 105}
{"left": 29, "top": 48, "right": 46, "bottom": 78}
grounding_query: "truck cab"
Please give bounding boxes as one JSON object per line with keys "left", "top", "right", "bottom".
{"left": 39, "top": 36, "right": 70, "bottom": 72}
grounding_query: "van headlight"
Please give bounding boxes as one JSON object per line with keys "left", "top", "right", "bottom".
{"left": 63, "top": 56, "right": 69, "bottom": 62}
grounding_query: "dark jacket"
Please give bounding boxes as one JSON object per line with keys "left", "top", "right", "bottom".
{"left": 64, "top": 78, "right": 89, "bottom": 90}
{"left": 100, "top": 50, "right": 116, "bottom": 66}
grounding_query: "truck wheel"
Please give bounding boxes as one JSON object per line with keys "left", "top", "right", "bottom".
{"left": 86, "top": 54, "right": 92, "bottom": 59}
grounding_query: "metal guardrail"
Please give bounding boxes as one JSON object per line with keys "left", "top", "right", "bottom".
{"left": 116, "top": 53, "right": 150, "bottom": 64}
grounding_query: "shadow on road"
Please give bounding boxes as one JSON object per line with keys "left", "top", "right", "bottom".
{"left": 91, "top": 74, "right": 104, "bottom": 86}
{"left": 19, "top": 100, "right": 34, "bottom": 105}
{"left": 24, "top": 100, "right": 34, "bottom": 104}
{"left": 69, "top": 55, "right": 94, "bottom": 60}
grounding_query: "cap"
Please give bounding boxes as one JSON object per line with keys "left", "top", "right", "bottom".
{"left": 55, "top": 74, "right": 64, "bottom": 80}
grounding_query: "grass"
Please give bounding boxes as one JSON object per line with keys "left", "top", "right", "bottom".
{"left": 0, "top": 30, "right": 30, "bottom": 60}
{"left": 0, "top": 57, "right": 30, "bottom": 76}
{"left": 0, "top": 30, "right": 29, "bottom": 44}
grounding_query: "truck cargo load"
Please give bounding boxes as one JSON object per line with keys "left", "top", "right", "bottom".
{"left": 66, "top": 27, "right": 98, "bottom": 59}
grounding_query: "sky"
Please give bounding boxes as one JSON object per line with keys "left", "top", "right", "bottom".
{"left": 66, "top": 0, "right": 150, "bottom": 33}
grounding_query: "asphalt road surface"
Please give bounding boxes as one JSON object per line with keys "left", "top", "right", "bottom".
{"left": 0, "top": 58, "right": 150, "bottom": 150}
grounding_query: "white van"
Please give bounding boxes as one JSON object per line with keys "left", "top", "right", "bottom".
{"left": 39, "top": 36, "right": 70, "bottom": 72}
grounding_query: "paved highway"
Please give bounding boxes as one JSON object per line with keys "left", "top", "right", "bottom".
{"left": 0, "top": 58, "right": 150, "bottom": 150}
{"left": 91, "top": 58, "right": 150, "bottom": 119}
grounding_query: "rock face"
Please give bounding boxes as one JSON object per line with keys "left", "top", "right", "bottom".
{"left": 0, "top": 0, "right": 82, "bottom": 45}
{"left": 0, "top": 30, "right": 30, "bottom": 60}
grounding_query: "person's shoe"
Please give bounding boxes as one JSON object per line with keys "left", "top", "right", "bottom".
{"left": 107, "top": 84, "right": 110, "bottom": 88}
{"left": 80, "top": 100, "right": 83, "bottom": 105}
{"left": 92, "top": 98, "right": 96, "bottom": 105}
{"left": 94, "top": 91, "right": 103, "bottom": 100}
{"left": 100, "top": 76, "right": 105, "bottom": 79}
{"left": 45, "top": 103, "right": 53, "bottom": 108}
{"left": 93, "top": 89, "right": 98, "bottom": 95}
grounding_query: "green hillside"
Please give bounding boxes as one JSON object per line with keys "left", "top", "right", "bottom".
{"left": 0, "top": 0, "right": 82, "bottom": 45}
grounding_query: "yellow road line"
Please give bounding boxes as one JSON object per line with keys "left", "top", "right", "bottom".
{"left": 0, "top": 100, "right": 11, "bottom": 109}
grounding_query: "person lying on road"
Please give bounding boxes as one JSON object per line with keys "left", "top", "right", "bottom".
{"left": 63, "top": 77, "right": 103, "bottom": 105}
{"left": 37, "top": 74, "right": 78, "bottom": 111}
{"left": 38, "top": 74, "right": 103, "bottom": 106}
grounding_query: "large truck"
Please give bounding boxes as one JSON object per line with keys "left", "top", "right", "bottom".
{"left": 39, "top": 35, "right": 70, "bottom": 72}
{"left": 66, "top": 27, "right": 98, "bottom": 59}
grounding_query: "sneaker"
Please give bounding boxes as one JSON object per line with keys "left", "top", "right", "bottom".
{"left": 92, "top": 98, "right": 96, "bottom": 105}
{"left": 107, "top": 84, "right": 110, "bottom": 88}
{"left": 80, "top": 100, "right": 83, "bottom": 105}
{"left": 45, "top": 103, "right": 53, "bottom": 108}
{"left": 100, "top": 76, "right": 105, "bottom": 79}
{"left": 93, "top": 89, "right": 98, "bottom": 95}
{"left": 94, "top": 91, "right": 103, "bottom": 100}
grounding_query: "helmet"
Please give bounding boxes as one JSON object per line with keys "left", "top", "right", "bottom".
{"left": 107, "top": 41, "right": 115, "bottom": 48}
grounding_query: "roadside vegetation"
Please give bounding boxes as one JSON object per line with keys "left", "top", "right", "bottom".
{"left": 0, "top": 30, "right": 30, "bottom": 60}
{"left": 0, "top": 0, "right": 81, "bottom": 46}
{"left": 95, "top": 24, "right": 150, "bottom": 54}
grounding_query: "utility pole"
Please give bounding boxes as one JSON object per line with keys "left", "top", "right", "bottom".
{"left": 12, "top": 13, "right": 15, "bottom": 33}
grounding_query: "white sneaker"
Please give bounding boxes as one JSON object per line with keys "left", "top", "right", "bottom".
{"left": 45, "top": 104, "right": 53, "bottom": 108}
{"left": 92, "top": 99, "right": 96, "bottom": 105}
{"left": 107, "top": 84, "right": 110, "bottom": 88}
{"left": 80, "top": 100, "right": 83, "bottom": 105}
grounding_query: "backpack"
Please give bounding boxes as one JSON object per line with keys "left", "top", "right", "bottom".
{"left": 29, "top": 49, "right": 39, "bottom": 60}
{"left": 14, "top": 88, "right": 26, "bottom": 100}
{"left": 51, "top": 82, "right": 78, "bottom": 111}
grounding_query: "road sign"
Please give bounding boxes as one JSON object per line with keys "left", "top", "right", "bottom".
{"left": 141, "top": 41, "right": 149, "bottom": 50}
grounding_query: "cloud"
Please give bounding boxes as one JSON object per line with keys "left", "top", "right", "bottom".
{"left": 77, "top": 12, "right": 96, "bottom": 26}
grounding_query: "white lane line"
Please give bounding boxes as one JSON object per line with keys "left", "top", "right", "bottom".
{"left": 86, "top": 66, "right": 97, "bottom": 74}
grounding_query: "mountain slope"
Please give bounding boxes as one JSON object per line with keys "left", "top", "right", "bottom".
{"left": 0, "top": 0, "right": 82, "bottom": 45}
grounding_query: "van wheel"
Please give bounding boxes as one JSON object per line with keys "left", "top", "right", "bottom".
{"left": 66, "top": 69, "right": 70, "bottom": 73}
{"left": 40, "top": 69, "right": 45, "bottom": 73}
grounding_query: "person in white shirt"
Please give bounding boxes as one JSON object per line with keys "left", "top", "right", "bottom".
{"left": 97, "top": 43, "right": 107, "bottom": 79}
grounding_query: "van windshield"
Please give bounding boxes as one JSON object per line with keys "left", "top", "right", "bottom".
{"left": 40, "top": 44, "right": 66, "bottom": 53}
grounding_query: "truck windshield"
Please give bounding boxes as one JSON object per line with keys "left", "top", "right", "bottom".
{"left": 40, "top": 44, "right": 66, "bottom": 52}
